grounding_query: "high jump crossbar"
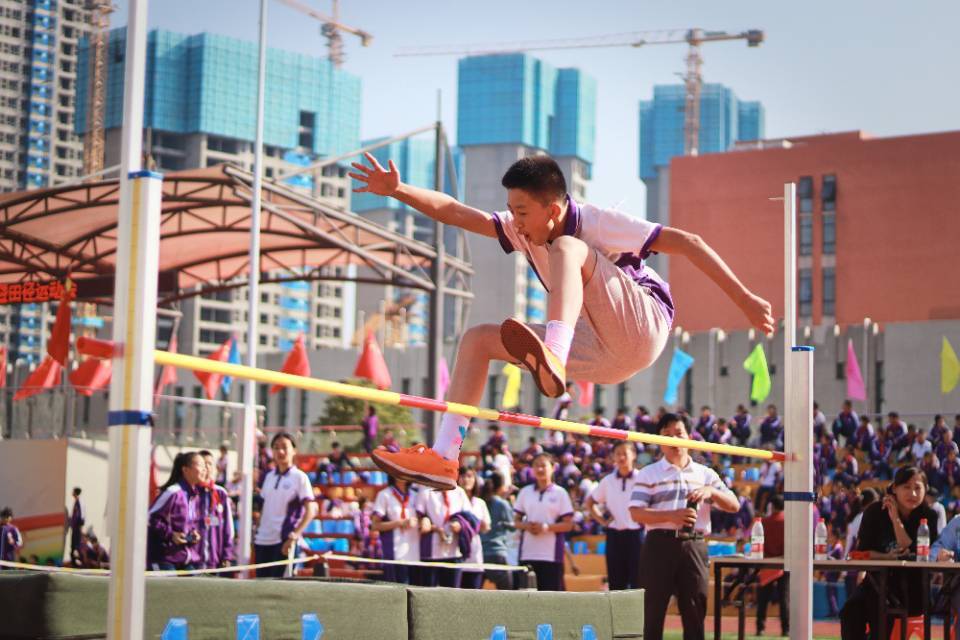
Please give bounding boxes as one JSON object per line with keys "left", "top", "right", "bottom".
{"left": 78, "top": 337, "right": 787, "bottom": 462}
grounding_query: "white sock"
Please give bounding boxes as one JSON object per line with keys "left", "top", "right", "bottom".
{"left": 433, "top": 413, "right": 470, "bottom": 461}
{"left": 544, "top": 320, "right": 575, "bottom": 365}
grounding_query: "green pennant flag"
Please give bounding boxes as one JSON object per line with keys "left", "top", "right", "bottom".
{"left": 743, "top": 343, "right": 772, "bottom": 403}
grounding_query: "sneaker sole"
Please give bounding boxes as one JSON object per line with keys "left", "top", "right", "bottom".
{"left": 370, "top": 451, "right": 457, "bottom": 491}
{"left": 500, "top": 318, "right": 565, "bottom": 398}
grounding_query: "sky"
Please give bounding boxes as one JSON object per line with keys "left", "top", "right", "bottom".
{"left": 116, "top": 0, "right": 958, "bottom": 218}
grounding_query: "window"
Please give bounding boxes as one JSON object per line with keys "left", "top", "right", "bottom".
{"left": 822, "top": 267, "right": 836, "bottom": 316}
{"left": 200, "top": 307, "right": 232, "bottom": 323}
{"left": 799, "top": 215, "right": 813, "bottom": 256}
{"left": 798, "top": 268, "right": 813, "bottom": 317}
{"left": 797, "top": 176, "right": 814, "bottom": 214}
{"left": 822, "top": 175, "right": 837, "bottom": 212}
{"left": 823, "top": 214, "right": 836, "bottom": 255}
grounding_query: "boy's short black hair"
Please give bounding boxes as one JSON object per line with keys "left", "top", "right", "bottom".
{"left": 0, "top": 507, "right": 12, "bottom": 519}
{"left": 501, "top": 155, "right": 567, "bottom": 204}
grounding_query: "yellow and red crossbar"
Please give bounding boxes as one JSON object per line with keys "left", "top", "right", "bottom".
{"left": 78, "top": 337, "right": 787, "bottom": 462}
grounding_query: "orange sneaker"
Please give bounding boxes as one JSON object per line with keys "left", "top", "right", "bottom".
{"left": 500, "top": 317, "right": 567, "bottom": 398}
{"left": 371, "top": 444, "right": 458, "bottom": 491}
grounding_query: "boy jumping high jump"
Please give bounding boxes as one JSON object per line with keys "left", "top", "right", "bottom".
{"left": 350, "top": 153, "right": 774, "bottom": 490}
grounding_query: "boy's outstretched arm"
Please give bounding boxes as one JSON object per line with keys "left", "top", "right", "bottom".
{"left": 652, "top": 227, "right": 775, "bottom": 335}
{"left": 349, "top": 152, "right": 496, "bottom": 238}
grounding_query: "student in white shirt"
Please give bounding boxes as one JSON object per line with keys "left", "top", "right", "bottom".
{"left": 514, "top": 453, "right": 575, "bottom": 591}
{"left": 253, "top": 432, "right": 317, "bottom": 578}
{"left": 416, "top": 483, "right": 471, "bottom": 587}
{"left": 371, "top": 475, "right": 420, "bottom": 584}
{"left": 585, "top": 441, "right": 644, "bottom": 590}
{"left": 457, "top": 467, "right": 491, "bottom": 589}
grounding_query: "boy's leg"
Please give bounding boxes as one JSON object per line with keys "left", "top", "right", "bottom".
{"left": 501, "top": 236, "right": 596, "bottom": 397}
{"left": 372, "top": 324, "right": 513, "bottom": 490}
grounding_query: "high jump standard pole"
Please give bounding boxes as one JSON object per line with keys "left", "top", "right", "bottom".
{"left": 783, "top": 181, "right": 815, "bottom": 640}
{"left": 105, "top": 0, "right": 160, "bottom": 637}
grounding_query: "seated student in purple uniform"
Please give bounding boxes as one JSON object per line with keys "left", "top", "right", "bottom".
{"left": 694, "top": 406, "right": 716, "bottom": 440}
{"left": 885, "top": 412, "right": 908, "bottom": 453}
{"left": 148, "top": 451, "right": 207, "bottom": 572}
{"left": 0, "top": 507, "right": 22, "bottom": 569}
{"left": 931, "top": 414, "right": 950, "bottom": 445}
{"left": 759, "top": 405, "right": 783, "bottom": 450}
{"left": 78, "top": 533, "right": 110, "bottom": 569}
{"left": 354, "top": 153, "right": 773, "bottom": 491}
{"left": 612, "top": 407, "right": 633, "bottom": 431}
{"left": 853, "top": 415, "right": 876, "bottom": 452}
{"left": 731, "top": 405, "right": 752, "bottom": 446}
{"left": 832, "top": 400, "right": 859, "bottom": 447}
{"left": 199, "top": 449, "right": 235, "bottom": 571}
{"left": 634, "top": 406, "right": 655, "bottom": 434}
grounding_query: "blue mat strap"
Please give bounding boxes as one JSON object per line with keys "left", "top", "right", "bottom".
{"left": 783, "top": 491, "right": 816, "bottom": 502}
{"left": 107, "top": 410, "right": 153, "bottom": 427}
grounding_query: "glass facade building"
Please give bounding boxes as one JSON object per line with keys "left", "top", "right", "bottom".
{"left": 638, "top": 83, "right": 765, "bottom": 180}
{"left": 457, "top": 53, "right": 595, "bottom": 168}
{"left": 77, "top": 29, "right": 361, "bottom": 157}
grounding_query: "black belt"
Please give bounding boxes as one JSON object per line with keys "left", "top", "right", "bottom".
{"left": 647, "top": 528, "right": 705, "bottom": 541}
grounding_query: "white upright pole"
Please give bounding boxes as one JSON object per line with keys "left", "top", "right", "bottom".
{"left": 105, "top": 0, "right": 160, "bottom": 637}
{"left": 783, "top": 182, "right": 814, "bottom": 640}
{"left": 238, "top": 0, "right": 268, "bottom": 575}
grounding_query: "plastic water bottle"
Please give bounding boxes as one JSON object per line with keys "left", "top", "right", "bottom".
{"left": 750, "top": 518, "right": 765, "bottom": 559}
{"left": 917, "top": 518, "right": 931, "bottom": 562}
{"left": 815, "top": 518, "right": 829, "bottom": 561}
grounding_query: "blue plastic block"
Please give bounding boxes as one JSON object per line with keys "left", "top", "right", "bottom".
{"left": 301, "top": 613, "right": 324, "bottom": 640}
{"left": 161, "top": 618, "right": 188, "bottom": 640}
{"left": 581, "top": 625, "right": 597, "bottom": 640}
{"left": 236, "top": 614, "right": 260, "bottom": 640}
{"left": 489, "top": 626, "right": 507, "bottom": 640}
{"left": 537, "top": 624, "right": 553, "bottom": 640}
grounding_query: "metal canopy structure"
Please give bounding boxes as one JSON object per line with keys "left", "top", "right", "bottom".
{"left": 0, "top": 163, "right": 473, "bottom": 304}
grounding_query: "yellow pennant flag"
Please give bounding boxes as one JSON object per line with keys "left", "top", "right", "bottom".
{"left": 501, "top": 363, "right": 522, "bottom": 408}
{"left": 743, "top": 343, "right": 772, "bottom": 404}
{"left": 943, "top": 337, "right": 960, "bottom": 394}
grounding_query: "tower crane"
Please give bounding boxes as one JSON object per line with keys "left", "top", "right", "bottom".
{"left": 277, "top": 0, "right": 372, "bottom": 68}
{"left": 397, "top": 28, "right": 763, "bottom": 156}
{"left": 81, "top": 0, "right": 113, "bottom": 178}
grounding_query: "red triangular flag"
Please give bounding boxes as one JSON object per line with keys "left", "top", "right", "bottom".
{"left": 0, "top": 346, "right": 7, "bottom": 389}
{"left": 155, "top": 334, "right": 179, "bottom": 395}
{"left": 69, "top": 358, "right": 112, "bottom": 396}
{"left": 14, "top": 356, "right": 62, "bottom": 400}
{"left": 271, "top": 334, "right": 311, "bottom": 394}
{"left": 354, "top": 331, "right": 391, "bottom": 390}
{"left": 576, "top": 381, "right": 594, "bottom": 408}
{"left": 148, "top": 446, "right": 159, "bottom": 504}
{"left": 194, "top": 337, "right": 232, "bottom": 400}
{"left": 48, "top": 278, "right": 74, "bottom": 366}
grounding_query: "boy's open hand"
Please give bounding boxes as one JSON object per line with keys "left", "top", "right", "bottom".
{"left": 349, "top": 152, "right": 400, "bottom": 196}
{"left": 740, "top": 292, "right": 775, "bottom": 336}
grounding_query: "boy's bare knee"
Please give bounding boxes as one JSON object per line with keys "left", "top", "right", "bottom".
{"left": 461, "top": 324, "right": 500, "bottom": 350}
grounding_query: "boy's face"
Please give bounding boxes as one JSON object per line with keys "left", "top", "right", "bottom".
{"left": 507, "top": 189, "right": 563, "bottom": 246}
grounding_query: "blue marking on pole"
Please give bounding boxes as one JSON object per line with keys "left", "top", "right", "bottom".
{"left": 791, "top": 346, "right": 815, "bottom": 352}
{"left": 537, "top": 624, "right": 554, "bottom": 640}
{"left": 128, "top": 170, "right": 164, "bottom": 180}
{"left": 581, "top": 625, "right": 598, "bottom": 640}
{"left": 107, "top": 410, "right": 153, "bottom": 426}
{"left": 489, "top": 626, "right": 507, "bottom": 640}
{"left": 236, "top": 614, "right": 260, "bottom": 640}
{"left": 161, "top": 618, "right": 188, "bottom": 640}
{"left": 301, "top": 614, "right": 324, "bottom": 640}
{"left": 783, "top": 491, "right": 816, "bottom": 502}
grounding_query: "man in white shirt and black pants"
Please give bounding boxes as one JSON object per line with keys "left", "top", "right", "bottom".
{"left": 630, "top": 414, "right": 739, "bottom": 640}
{"left": 585, "top": 441, "right": 644, "bottom": 590}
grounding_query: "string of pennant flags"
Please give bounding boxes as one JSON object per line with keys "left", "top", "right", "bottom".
{"left": 1, "top": 280, "right": 958, "bottom": 403}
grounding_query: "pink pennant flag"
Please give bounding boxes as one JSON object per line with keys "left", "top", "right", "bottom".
{"left": 576, "top": 381, "right": 594, "bottom": 407}
{"left": 438, "top": 357, "right": 450, "bottom": 400}
{"left": 845, "top": 338, "right": 867, "bottom": 401}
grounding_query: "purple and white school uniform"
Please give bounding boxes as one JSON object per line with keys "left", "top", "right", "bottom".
{"left": 491, "top": 197, "right": 673, "bottom": 384}
{"left": 514, "top": 483, "right": 574, "bottom": 565}
{"left": 0, "top": 523, "right": 22, "bottom": 565}
{"left": 416, "top": 486, "right": 470, "bottom": 561}
{"left": 148, "top": 481, "right": 204, "bottom": 568}
{"left": 255, "top": 466, "right": 314, "bottom": 546}
{"left": 200, "top": 483, "right": 235, "bottom": 569}
{"left": 373, "top": 486, "right": 419, "bottom": 563}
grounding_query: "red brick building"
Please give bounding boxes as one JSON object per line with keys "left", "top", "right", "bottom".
{"left": 667, "top": 130, "right": 960, "bottom": 333}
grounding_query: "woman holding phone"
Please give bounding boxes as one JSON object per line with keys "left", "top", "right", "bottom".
{"left": 840, "top": 466, "right": 939, "bottom": 639}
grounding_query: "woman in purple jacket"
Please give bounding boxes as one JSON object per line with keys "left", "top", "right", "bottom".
{"left": 148, "top": 451, "right": 206, "bottom": 571}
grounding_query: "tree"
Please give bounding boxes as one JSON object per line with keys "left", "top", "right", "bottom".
{"left": 314, "top": 378, "right": 413, "bottom": 427}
